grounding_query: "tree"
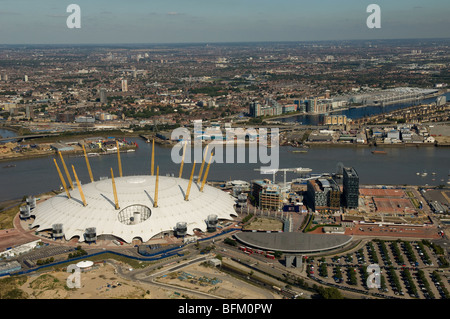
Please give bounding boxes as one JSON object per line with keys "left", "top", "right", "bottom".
{"left": 224, "top": 238, "right": 237, "bottom": 246}
{"left": 317, "top": 286, "right": 344, "bottom": 299}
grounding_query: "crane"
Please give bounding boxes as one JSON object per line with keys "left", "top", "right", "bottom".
{"left": 254, "top": 167, "right": 312, "bottom": 184}
{"left": 254, "top": 167, "right": 312, "bottom": 198}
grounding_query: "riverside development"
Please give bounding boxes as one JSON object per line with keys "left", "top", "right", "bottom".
{"left": 0, "top": 130, "right": 449, "bottom": 301}
{"left": 0, "top": 40, "right": 449, "bottom": 302}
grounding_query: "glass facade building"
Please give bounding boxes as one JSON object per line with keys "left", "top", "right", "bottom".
{"left": 343, "top": 167, "right": 359, "bottom": 209}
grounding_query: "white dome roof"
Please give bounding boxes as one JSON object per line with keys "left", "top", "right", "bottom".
{"left": 31, "top": 175, "right": 236, "bottom": 243}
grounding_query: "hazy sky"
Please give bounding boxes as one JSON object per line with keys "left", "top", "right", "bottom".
{"left": 0, "top": 0, "right": 449, "bottom": 44}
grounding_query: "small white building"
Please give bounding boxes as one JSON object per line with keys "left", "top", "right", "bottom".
{"left": 76, "top": 260, "right": 94, "bottom": 271}
{"left": 0, "top": 240, "right": 42, "bottom": 259}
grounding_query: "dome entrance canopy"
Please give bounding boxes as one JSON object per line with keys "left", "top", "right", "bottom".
{"left": 117, "top": 204, "right": 151, "bottom": 225}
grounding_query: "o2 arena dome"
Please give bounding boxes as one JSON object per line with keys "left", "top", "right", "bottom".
{"left": 30, "top": 141, "right": 237, "bottom": 243}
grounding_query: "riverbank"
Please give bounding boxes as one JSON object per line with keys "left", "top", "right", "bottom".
{"left": 0, "top": 138, "right": 445, "bottom": 163}
{"left": 300, "top": 142, "right": 440, "bottom": 148}
{"left": 0, "top": 145, "right": 138, "bottom": 163}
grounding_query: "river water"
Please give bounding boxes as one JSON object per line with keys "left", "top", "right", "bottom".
{"left": 0, "top": 133, "right": 449, "bottom": 202}
{"left": 279, "top": 92, "right": 450, "bottom": 125}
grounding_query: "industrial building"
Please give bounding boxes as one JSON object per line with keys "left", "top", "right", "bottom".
{"left": 50, "top": 143, "right": 75, "bottom": 152}
{"left": 307, "top": 132, "right": 334, "bottom": 142}
{"left": 0, "top": 261, "right": 22, "bottom": 276}
{"left": 336, "top": 87, "right": 439, "bottom": 106}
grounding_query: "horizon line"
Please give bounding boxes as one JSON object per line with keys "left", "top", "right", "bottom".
{"left": 1, "top": 37, "right": 450, "bottom": 47}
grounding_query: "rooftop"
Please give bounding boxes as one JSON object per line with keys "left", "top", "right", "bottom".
{"left": 31, "top": 175, "right": 237, "bottom": 243}
{"left": 234, "top": 231, "right": 353, "bottom": 253}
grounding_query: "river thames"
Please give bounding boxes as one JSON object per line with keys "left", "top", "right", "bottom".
{"left": 0, "top": 135, "right": 449, "bottom": 202}
{"left": 278, "top": 92, "right": 450, "bottom": 125}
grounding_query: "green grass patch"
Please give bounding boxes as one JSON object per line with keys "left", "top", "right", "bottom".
{"left": 0, "top": 275, "right": 29, "bottom": 299}
{"left": 0, "top": 204, "right": 20, "bottom": 229}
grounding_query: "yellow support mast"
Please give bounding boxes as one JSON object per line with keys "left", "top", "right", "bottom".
{"left": 110, "top": 168, "right": 120, "bottom": 210}
{"left": 53, "top": 159, "right": 70, "bottom": 199}
{"left": 71, "top": 165, "right": 87, "bottom": 206}
{"left": 196, "top": 144, "right": 209, "bottom": 183}
{"left": 82, "top": 144, "right": 94, "bottom": 183}
{"left": 58, "top": 151, "right": 74, "bottom": 190}
{"left": 116, "top": 141, "right": 123, "bottom": 177}
{"left": 154, "top": 166, "right": 159, "bottom": 208}
{"left": 184, "top": 161, "right": 196, "bottom": 201}
{"left": 179, "top": 141, "right": 187, "bottom": 178}
{"left": 200, "top": 153, "right": 213, "bottom": 192}
{"left": 151, "top": 139, "right": 155, "bottom": 176}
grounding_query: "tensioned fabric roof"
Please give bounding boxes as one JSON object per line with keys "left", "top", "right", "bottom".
{"left": 31, "top": 175, "right": 236, "bottom": 243}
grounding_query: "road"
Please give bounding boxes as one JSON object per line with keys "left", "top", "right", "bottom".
{"left": 107, "top": 251, "right": 226, "bottom": 299}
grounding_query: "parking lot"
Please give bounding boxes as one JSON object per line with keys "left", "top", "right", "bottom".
{"left": 306, "top": 239, "right": 450, "bottom": 299}
{"left": 17, "top": 244, "right": 76, "bottom": 268}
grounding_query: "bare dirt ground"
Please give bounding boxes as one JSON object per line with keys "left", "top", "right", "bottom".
{"left": 156, "top": 262, "right": 278, "bottom": 299}
{"left": 19, "top": 263, "right": 175, "bottom": 299}
{"left": 16, "top": 260, "right": 276, "bottom": 299}
{"left": 243, "top": 217, "right": 283, "bottom": 232}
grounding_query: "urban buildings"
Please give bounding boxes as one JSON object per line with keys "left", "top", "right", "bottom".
{"left": 25, "top": 105, "right": 34, "bottom": 120}
{"left": 343, "top": 167, "right": 359, "bottom": 209}
{"left": 249, "top": 101, "right": 261, "bottom": 117}
{"left": 121, "top": 79, "right": 128, "bottom": 92}
{"left": 100, "top": 88, "right": 107, "bottom": 104}
{"left": 324, "top": 115, "right": 347, "bottom": 126}
{"left": 306, "top": 177, "right": 341, "bottom": 212}
{"left": 251, "top": 180, "right": 282, "bottom": 211}
{"left": 248, "top": 99, "right": 286, "bottom": 117}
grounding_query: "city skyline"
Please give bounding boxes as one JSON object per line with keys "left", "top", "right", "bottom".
{"left": 0, "top": 23, "right": 449, "bottom": 302}
{"left": 0, "top": 0, "right": 449, "bottom": 44}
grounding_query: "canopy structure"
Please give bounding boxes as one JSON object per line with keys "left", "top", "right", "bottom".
{"left": 31, "top": 175, "right": 237, "bottom": 243}
{"left": 76, "top": 260, "right": 94, "bottom": 269}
